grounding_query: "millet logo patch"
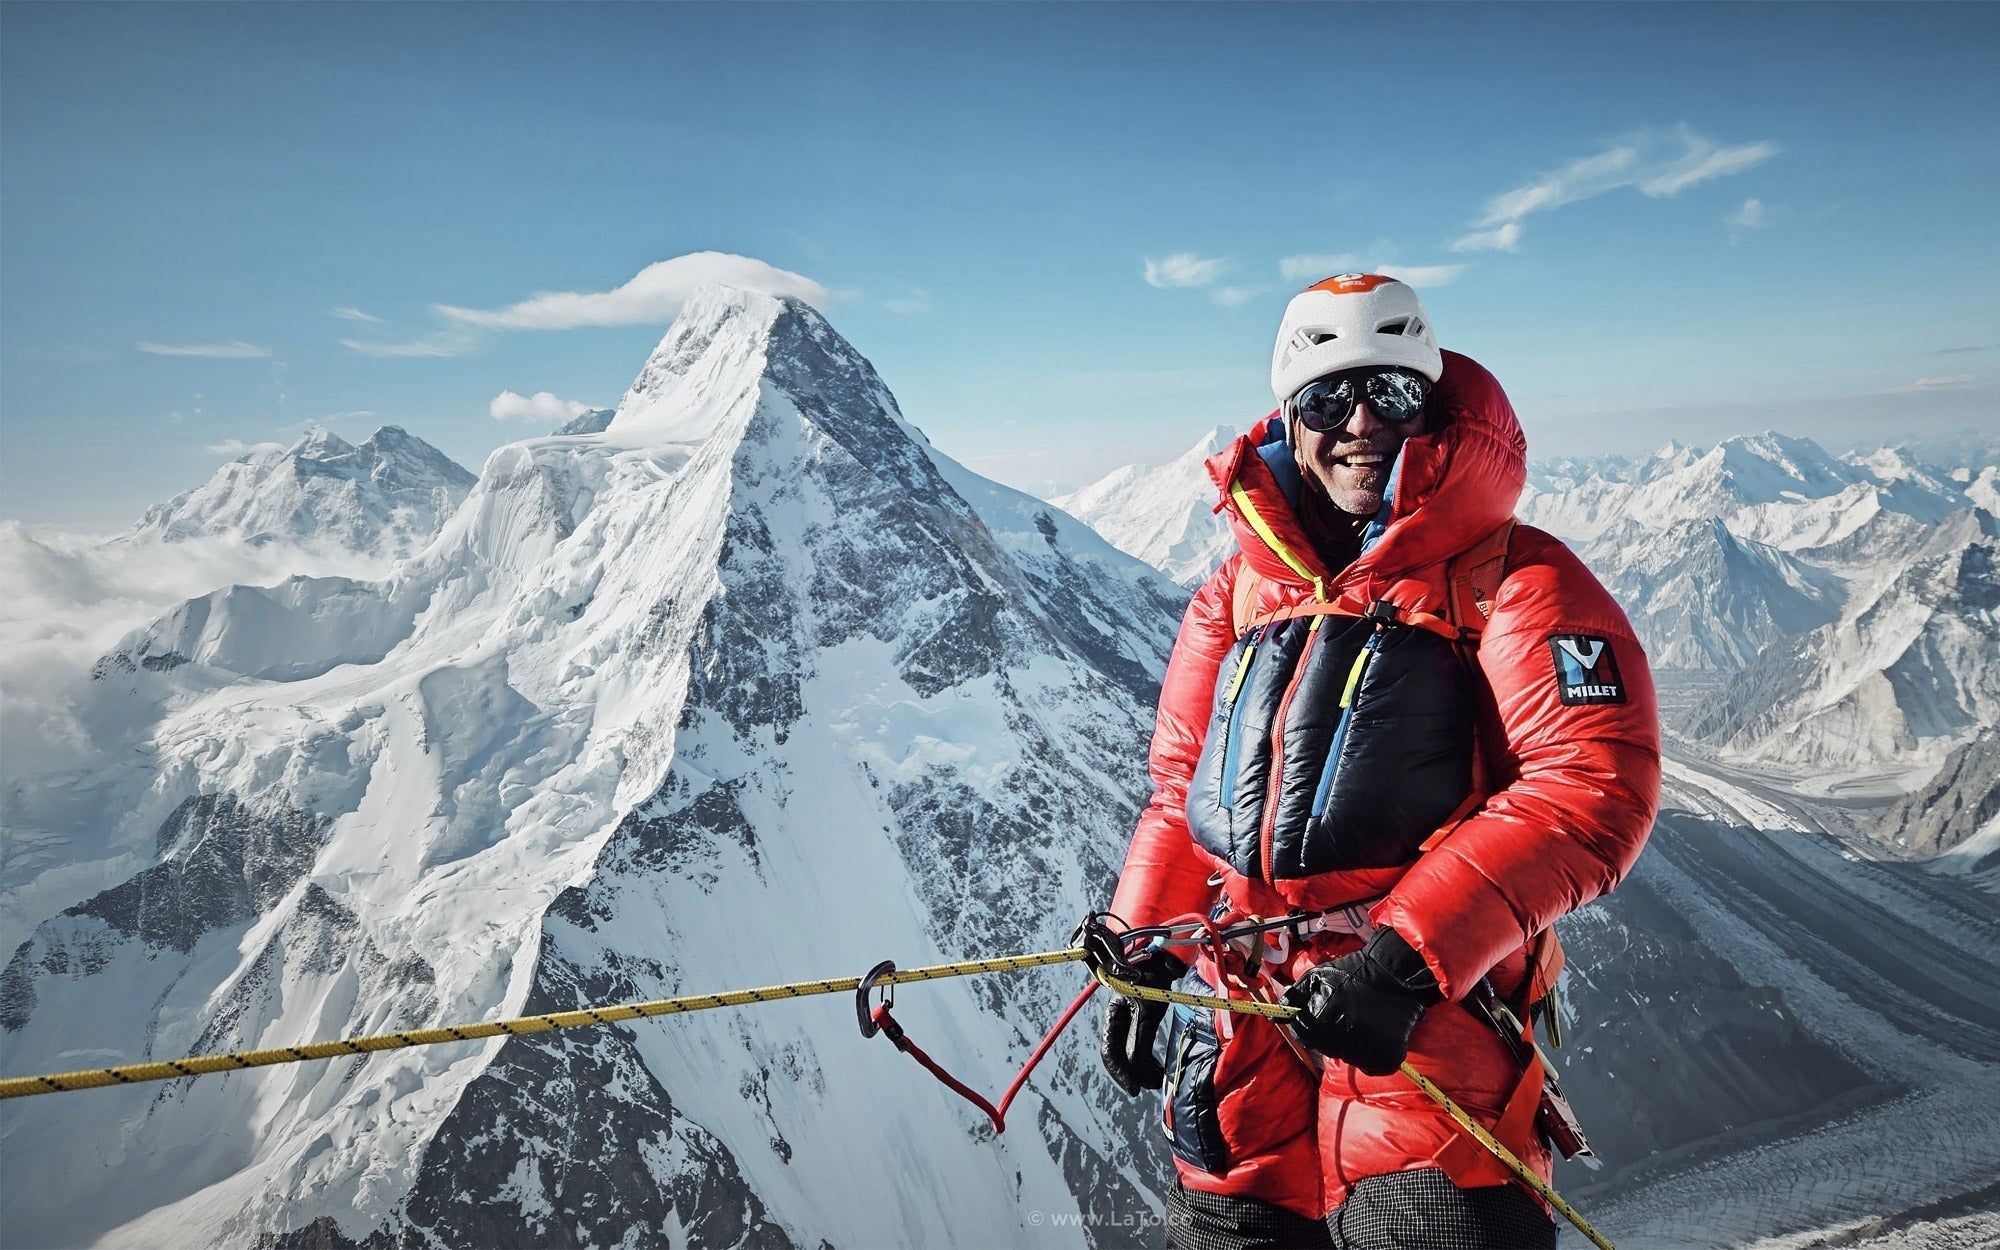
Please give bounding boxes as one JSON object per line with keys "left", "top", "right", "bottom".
{"left": 1549, "top": 634, "right": 1627, "bottom": 706}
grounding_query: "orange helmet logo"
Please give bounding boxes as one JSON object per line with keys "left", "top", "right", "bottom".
{"left": 1306, "top": 273, "right": 1397, "bottom": 295}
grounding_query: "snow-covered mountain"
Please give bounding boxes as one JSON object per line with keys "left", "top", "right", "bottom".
{"left": 1552, "top": 759, "right": 2000, "bottom": 1249}
{"left": 1, "top": 287, "right": 1188, "bottom": 1248}
{"left": 131, "top": 425, "right": 476, "bottom": 558}
{"left": 1049, "top": 426, "right": 1236, "bottom": 587}
{"left": 1580, "top": 517, "right": 1845, "bottom": 672}
{"left": 554, "top": 407, "right": 616, "bottom": 436}
{"left": 1517, "top": 433, "right": 1967, "bottom": 554}
{"left": 1508, "top": 432, "right": 1998, "bottom": 778}
{"left": 1685, "top": 507, "right": 2000, "bottom": 776}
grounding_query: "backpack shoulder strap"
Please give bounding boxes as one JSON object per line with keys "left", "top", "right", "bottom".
{"left": 1444, "top": 518, "right": 1516, "bottom": 641}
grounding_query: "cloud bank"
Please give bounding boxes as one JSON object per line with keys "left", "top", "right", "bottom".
{"left": 205, "top": 439, "right": 287, "bottom": 458}
{"left": 0, "top": 522, "right": 395, "bottom": 783}
{"left": 489, "top": 389, "right": 592, "bottom": 423}
{"left": 1883, "top": 374, "right": 1975, "bottom": 394}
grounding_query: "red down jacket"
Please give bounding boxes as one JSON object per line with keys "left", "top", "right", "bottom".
{"left": 1110, "top": 350, "right": 1661, "bottom": 1216}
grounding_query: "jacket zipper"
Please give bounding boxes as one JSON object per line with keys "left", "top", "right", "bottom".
{"left": 1310, "top": 626, "right": 1384, "bottom": 817}
{"left": 1258, "top": 614, "right": 1324, "bottom": 885}
{"left": 1216, "top": 627, "right": 1264, "bottom": 810}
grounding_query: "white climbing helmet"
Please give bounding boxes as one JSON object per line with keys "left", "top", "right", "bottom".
{"left": 1270, "top": 273, "right": 1442, "bottom": 403}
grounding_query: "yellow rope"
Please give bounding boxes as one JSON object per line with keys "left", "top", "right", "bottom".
{"left": 0, "top": 940, "right": 1613, "bottom": 1247}
{"left": 0, "top": 948, "right": 1086, "bottom": 1101}
{"left": 1399, "top": 1062, "right": 1616, "bottom": 1250}
{"left": 1095, "top": 966, "right": 1616, "bottom": 1249}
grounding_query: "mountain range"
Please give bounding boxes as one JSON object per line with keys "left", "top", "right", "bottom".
{"left": 1, "top": 296, "right": 1994, "bottom": 1248}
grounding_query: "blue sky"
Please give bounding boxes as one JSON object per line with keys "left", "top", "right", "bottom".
{"left": 3, "top": 2, "right": 1995, "bottom": 528}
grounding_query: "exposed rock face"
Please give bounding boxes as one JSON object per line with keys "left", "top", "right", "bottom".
{"left": 1881, "top": 726, "right": 2000, "bottom": 862}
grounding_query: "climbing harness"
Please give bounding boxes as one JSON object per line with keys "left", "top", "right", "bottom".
{"left": 1082, "top": 914, "right": 1616, "bottom": 1250}
{"left": 0, "top": 914, "right": 1614, "bottom": 1250}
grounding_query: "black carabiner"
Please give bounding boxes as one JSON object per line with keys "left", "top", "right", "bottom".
{"left": 855, "top": 960, "right": 897, "bottom": 1039}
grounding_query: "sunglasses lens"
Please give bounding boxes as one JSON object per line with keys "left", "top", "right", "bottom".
{"left": 1366, "top": 370, "right": 1431, "bottom": 422}
{"left": 1294, "top": 377, "right": 1355, "bottom": 432}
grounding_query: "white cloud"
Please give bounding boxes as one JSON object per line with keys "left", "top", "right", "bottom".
{"left": 1479, "top": 146, "right": 1640, "bottom": 226}
{"left": 205, "top": 438, "right": 286, "bottom": 458}
{"left": 136, "top": 339, "right": 272, "bottom": 358}
{"left": 885, "top": 290, "right": 933, "bottom": 316}
{"left": 1143, "top": 253, "right": 1230, "bottom": 289}
{"left": 1279, "top": 254, "right": 1360, "bottom": 283}
{"left": 1376, "top": 264, "right": 1468, "bottom": 288}
{"left": 436, "top": 252, "right": 833, "bottom": 330}
{"left": 1209, "top": 286, "right": 1264, "bottom": 308}
{"left": 1451, "top": 222, "right": 1523, "bottom": 253}
{"left": 329, "top": 307, "right": 381, "bottom": 323}
{"left": 1883, "top": 374, "right": 1975, "bottom": 394}
{"left": 1728, "top": 198, "right": 1767, "bottom": 229}
{"left": 0, "top": 522, "right": 396, "bottom": 788}
{"left": 340, "top": 332, "right": 475, "bottom": 358}
{"left": 489, "top": 389, "right": 593, "bottom": 423}
{"left": 1640, "top": 140, "right": 1780, "bottom": 197}
{"left": 1458, "top": 128, "right": 1778, "bottom": 252}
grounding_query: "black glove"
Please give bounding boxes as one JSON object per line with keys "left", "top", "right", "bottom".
{"left": 1281, "top": 927, "right": 1442, "bottom": 1077}
{"left": 1100, "top": 950, "right": 1188, "bottom": 1096}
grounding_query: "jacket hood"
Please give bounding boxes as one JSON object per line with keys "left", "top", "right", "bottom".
{"left": 1206, "top": 349, "right": 1527, "bottom": 599}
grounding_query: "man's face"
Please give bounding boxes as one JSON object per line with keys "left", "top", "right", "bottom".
{"left": 1293, "top": 393, "right": 1428, "bottom": 516}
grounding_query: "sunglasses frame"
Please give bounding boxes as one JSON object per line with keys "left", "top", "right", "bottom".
{"left": 1288, "top": 368, "right": 1432, "bottom": 433}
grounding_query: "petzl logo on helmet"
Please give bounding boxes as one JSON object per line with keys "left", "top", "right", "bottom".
{"left": 1548, "top": 634, "right": 1627, "bottom": 706}
{"left": 1307, "top": 273, "right": 1398, "bottom": 295}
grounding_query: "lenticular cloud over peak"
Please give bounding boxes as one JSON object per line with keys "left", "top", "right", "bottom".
{"left": 434, "top": 251, "right": 833, "bottom": 330}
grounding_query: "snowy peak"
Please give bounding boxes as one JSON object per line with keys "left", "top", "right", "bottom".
{"left": 1519, "top": 429, "right": 1970, "bottom": 550}
{"left": 133, "top": 425, "right": 476, "bottom": 558}
{"left": 15, "top": 286, "right": 1187, "bottom": 1248}
{"left": 1050, "top": 424, "right": 1238, "bottom": 586}
{"left": 1584, "top": 515, "right": 1843, "bottom": 671}
{"left": 1706, "top": 431, "right": 1857, "bottom": 504}
{"left": 287, "top": 426, "right": 357, "bottom": 459}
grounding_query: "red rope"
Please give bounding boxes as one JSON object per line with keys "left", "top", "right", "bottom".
{"left": 869, "top": 979, "right": 1100, "bottom": 1134}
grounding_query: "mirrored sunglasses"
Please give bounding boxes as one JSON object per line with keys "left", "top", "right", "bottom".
{"left": 1291, "top": 369, "right": 1431, "bottom": 433}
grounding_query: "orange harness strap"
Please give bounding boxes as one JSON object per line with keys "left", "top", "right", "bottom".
{"left": 1229, "top": 519, "right": 1517, "bottom": 644}
{"left": 1429, "top": 1021, "right": 1548, "bottom": 1194}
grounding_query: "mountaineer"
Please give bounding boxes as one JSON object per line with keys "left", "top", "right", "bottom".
{"left": 1102, "top": 274, "right": 1661, "bottom": 1249}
